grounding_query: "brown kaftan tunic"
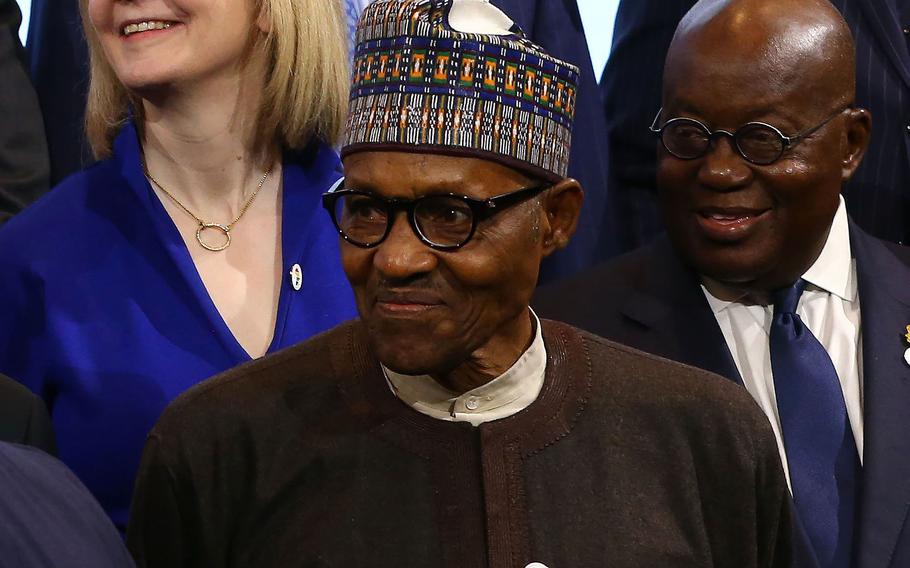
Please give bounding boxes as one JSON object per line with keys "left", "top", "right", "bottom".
{"left": 128, "top": 320, "right": 792, "bottom": 568}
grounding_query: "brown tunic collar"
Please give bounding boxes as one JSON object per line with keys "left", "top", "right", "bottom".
{"left": 329, "top": 319, "right": 594, "bottom": 568}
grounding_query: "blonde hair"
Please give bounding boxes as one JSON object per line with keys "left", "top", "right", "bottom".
{"left": 80, "top": 0, "right": 350, "bottom": 160}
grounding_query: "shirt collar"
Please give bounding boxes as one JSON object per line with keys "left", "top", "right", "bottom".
{"left": 802, "top": 196, "right": 855, "bottom": 302}
{"left": 702, "top": 196, "right": 855, "bottom": 312}
{"left": 383, "top": 309, "right": 547, "bottom": 425}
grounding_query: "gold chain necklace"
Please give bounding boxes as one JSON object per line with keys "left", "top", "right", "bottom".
{"left": 144, "top": 166, "right": 272, "bottom": 252}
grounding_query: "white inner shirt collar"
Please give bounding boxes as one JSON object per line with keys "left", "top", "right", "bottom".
{"left": 383, "top": 309, "right": 547, "bottom": 426}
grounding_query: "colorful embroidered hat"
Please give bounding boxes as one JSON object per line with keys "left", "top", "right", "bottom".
{"left": 341, "top": 0, "right": 579, "bottom": 181}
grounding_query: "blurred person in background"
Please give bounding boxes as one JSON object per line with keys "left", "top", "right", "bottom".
{"left": 26, "top": 0, "right": 93, "bottom": 184}
{"left": 490, "top": 0, "right": 615, "bottom": 278}
{"left": 0, "top": 0, "right": 49, "bottom": 223}
{"left": 0, "top": 0, "right": 357, "bottom": 532}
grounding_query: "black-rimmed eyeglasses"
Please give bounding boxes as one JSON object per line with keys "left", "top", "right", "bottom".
{"left": 322, "top": 181, "right": 551, "bottom": 251}
{"left": 649, "top": 106, "right": 850, "bottom": 165}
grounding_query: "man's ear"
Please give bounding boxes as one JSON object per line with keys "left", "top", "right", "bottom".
{"left": 842, "top": 107, "right": 871, "bottom": 182}
{"left": 540, "top": 178, "right": 584, "bottom": 257}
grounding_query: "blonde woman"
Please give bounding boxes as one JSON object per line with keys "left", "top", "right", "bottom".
{"left": 0, "top": 0, "right": 356, "bottom": 531}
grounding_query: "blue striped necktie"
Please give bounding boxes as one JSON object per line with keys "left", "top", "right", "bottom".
{"left": 769, "top": 279, "right": 860, "bottom": 568}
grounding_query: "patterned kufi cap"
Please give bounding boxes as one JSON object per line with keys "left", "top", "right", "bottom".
{"left": 342, "top": 0, "right": 579, "bottom": 181}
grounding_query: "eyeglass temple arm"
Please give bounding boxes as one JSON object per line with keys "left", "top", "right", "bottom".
{"left": 649, "top": 108, "right": 664, "bottom": 133}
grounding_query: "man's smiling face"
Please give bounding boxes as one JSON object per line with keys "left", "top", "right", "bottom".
{"left": 657, "top": 0, "right": 869, "bottom": 292}
{"left": 339, "top": 151, "right": 548, "bottom": 376}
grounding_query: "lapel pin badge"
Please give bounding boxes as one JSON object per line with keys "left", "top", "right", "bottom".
{"left": 289, "top": 263, "right": 303, "bottom": 291}
{"left": 904, "top": 325, "right": 910, "bottom": 367}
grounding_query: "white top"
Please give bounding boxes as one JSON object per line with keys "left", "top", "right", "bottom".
{"left": 447, "top": 0, "right": 515, "bottom": 35}
{"left": 701, "top": 197, "right": 864, "bottom": 490}
{"left": 383, "top": 310, "right": 546, "bottom": 427}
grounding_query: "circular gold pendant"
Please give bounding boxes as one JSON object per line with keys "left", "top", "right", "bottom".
{"left": 196, "top": 223, "right": 231, "bottom": 252}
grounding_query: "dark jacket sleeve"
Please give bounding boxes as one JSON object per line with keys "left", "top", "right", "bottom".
{"left": 0, "top": 373, "right": 56, "bottom": 455}
{"left": 23, "top": 390, "right": 57, "bottom": 455}
{"left": 0, "top": 0, "right": 50, "bottom": 223}
{"left": 127, "top": 434, "right": 192, "bottom": 568}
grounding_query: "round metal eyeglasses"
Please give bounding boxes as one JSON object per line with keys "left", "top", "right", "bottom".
{"left": 322, "top": 180, "right": 551, "bottom": 251}
{"left": 649, "top": 106, "right": 850, "bottom": 165}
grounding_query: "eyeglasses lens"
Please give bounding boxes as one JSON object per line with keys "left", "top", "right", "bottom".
{"left": 662, "top": 120, "right": 711, "bottom": 159}
{"left": 335, "top": 193, "right": 388, "bottom": 246}
{"left": 414, "top": 197, "right": 474, "bottom": 248}
{"left": 734, "top": 123, "right": 785, "bottom": 165}
{"left": 662, "top": 119, "right": 785, "bottom": 164}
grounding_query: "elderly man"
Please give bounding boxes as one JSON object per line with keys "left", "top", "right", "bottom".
{"left": 127, "top": 1, "right": 790, "bottom": 566}
{"left": 538, "top": 0, "right": 910, "bottom": 566}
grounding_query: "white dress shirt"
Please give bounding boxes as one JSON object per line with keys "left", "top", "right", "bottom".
{"left": 383, "top": 310, "right": 546, "bottom": 427}
{"left": 701, "top": 197, "right": 864, "bottom": 489}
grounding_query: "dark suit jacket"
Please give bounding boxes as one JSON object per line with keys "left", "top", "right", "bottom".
{"left": 603, "top": 0, "right": 910, "bottom": 252}
{"left": 25, "top": 0, "right": 92, "bottom": 186}
{"left": 0, "top": 372, "right": 56, "bottom": 454}
{"left": 0, "top": 442, "right": 133, "bottom": 567}
{"left": 492, "top": 0, "right": 615, "bottom": 279}
{"left": 0, "top": 0, "right": 49, "bottom": 223}
{"left": 535, "top": 224, "right": 910, "bottom": 568}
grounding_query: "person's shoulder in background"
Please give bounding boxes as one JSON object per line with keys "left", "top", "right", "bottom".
{"left": 0, "top": 373, "right": 55, "bottom": 454}
{"left": 534, "top": 238, "right": 658, "bottom": 330}
{"left": 0, "top": 441, "right": 135, "bottom": 567}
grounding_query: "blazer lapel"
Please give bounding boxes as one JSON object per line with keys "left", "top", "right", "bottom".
{"left": 851, "top": 224, "right": 910, "bottom": 568}
{"left": 617, "top": 236, "right": 743, "bottom": 384}
{"left": 855, "top": 0, "right": 910, "bottom": 89}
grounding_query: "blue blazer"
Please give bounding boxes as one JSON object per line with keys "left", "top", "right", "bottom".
{"left": 535, "top": 224, "right": 910, "bottom": 568}
{"left": 603, "top": 0, "right": 910, "bottom": 252}
{"left": 0, "top": 123, "right": 358, "bottom": 532}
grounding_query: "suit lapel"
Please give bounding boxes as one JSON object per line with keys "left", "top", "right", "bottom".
{"left": 854, "top": 0, "right": 910, "bottom": 89}
{"left": 617, "top": 236, "right": 743, "bottom": 384}
{"left": 851, "top": 224, "right": 910, "bottom": 568}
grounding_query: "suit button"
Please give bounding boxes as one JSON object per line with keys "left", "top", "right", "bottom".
{"left": 904, "top": 27, "right": 910, "bottom": 35}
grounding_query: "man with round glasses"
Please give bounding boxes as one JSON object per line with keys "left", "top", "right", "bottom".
{"left": 649, "top": 106, "right": 851, "bottom": 166}
{"left": 538, "top": 0, "right": 910, "bottom": 565}
{"left": 127, "top": 1, "right": 792, "bottom": 566}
